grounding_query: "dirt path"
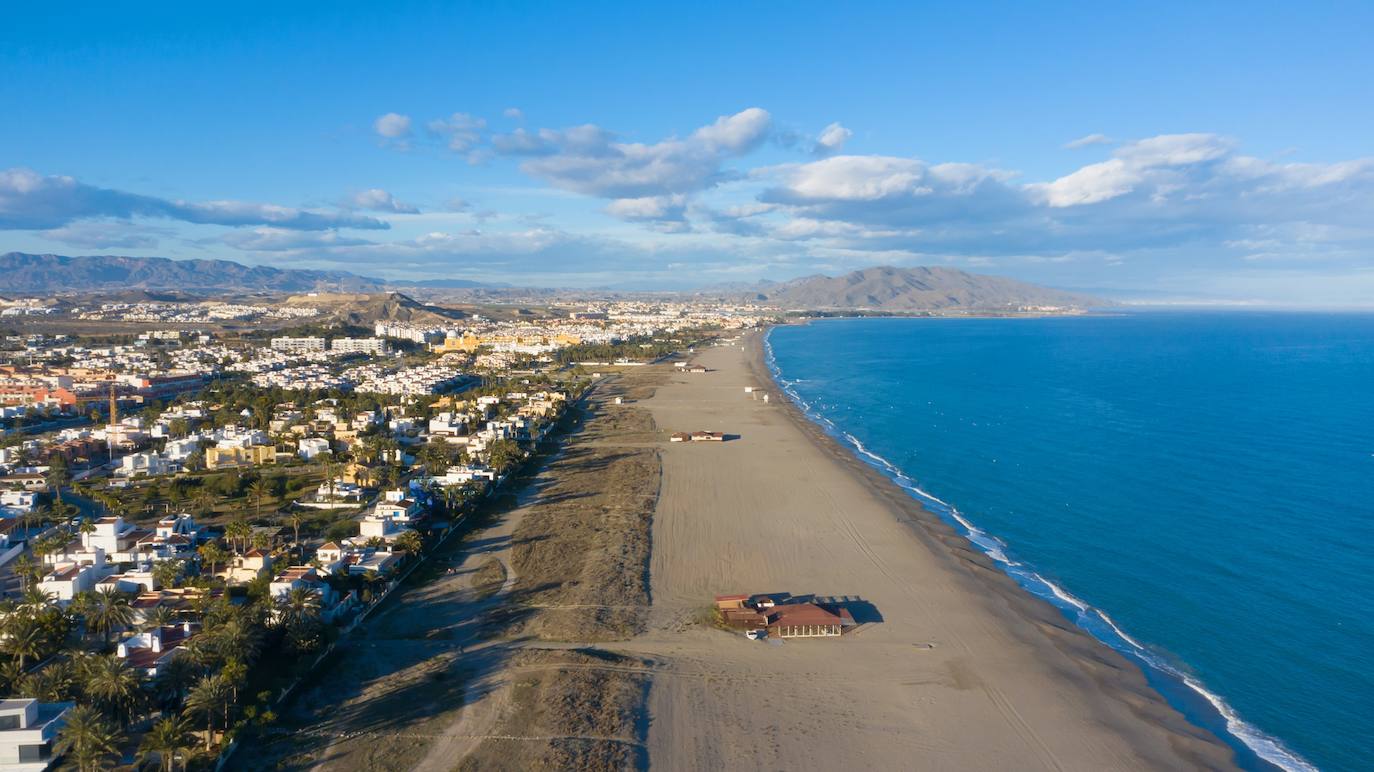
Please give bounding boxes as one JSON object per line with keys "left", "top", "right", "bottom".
{"left": 237, "top": 442, "right": 554, "bottom": 772}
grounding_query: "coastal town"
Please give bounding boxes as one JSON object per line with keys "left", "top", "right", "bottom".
{"left": 0, "top": 297, "right": 769, "bottom": 769}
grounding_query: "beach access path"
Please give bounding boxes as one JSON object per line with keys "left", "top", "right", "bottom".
{"left": 609, "top": 331, "right": 1238, "bottom": 771}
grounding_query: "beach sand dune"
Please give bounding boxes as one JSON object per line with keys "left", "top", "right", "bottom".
{"left": 619, "top": 332, "right": 1236, "bottom": 771}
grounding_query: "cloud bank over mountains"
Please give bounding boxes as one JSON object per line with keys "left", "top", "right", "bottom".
{"left": 3, "top": 107, "right": 1372, "bottom": 302}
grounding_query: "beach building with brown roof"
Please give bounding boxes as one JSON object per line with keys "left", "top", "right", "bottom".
{"left": 765, "top": 603, "right": 853, "bottom": 638}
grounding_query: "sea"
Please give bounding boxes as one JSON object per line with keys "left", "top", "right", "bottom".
{"left": 766, "top": 312, "right": 1374, "bottom": 772}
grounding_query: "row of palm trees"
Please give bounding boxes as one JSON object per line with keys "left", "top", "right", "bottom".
{"left": 10, "top": 587, "right": 324, "bottom": 770}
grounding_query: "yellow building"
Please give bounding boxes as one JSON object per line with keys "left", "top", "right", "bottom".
{"left": 205, "top": 445, "right": 276, "bottom": 470}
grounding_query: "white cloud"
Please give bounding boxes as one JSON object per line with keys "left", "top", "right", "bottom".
{"left": 220, "top": 227, "right": 375, "bottom": 251}
{"left": 349, "top": 188, "right": 420, "bottom": 214}
{"left": 814, "top": 122, "right": 853, "bottom": 155}
{"left": 1032, "top": 158, "right": 1142, "bottom": 206}
{"left": 1117, "top": 133, "right": 1233, "bottom": 167}
{"left": 1064, "top": 133, "right": 1111, "bottom": 149}
{"left": 604, "top": 195, "right": 690, "bottom": 231}
{"left": 0, "top": 168, "right": 390, "bottom": 231}
{"left": 503, "top": 107, "right": 524, "bottom": 121}
{"left": 426, "top": 112, "right": 487, "bottom": 152}
{"left": 493, "top": 108, "right": 773, "bottom": 199}
{"left": 1031, "top": 134, "right": 1235, "bottom": 207}
{"left": 373, "top": 112, "right": 412, "bottom": 139}
{"left": 40, "top": 221, "right": 162, "bottom": 249}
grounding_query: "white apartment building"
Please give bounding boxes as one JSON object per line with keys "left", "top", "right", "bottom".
{"left": 270, "top": 336, "right": 326, "bottom": 354}
{"left": 330, "top": 337, "right": 388, "bottom": 355}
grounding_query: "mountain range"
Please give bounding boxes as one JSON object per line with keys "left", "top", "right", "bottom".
{"left": 0, "top": 252, "right": 386, "bottom": 293}
{"left": 721, "top": 266, "right": 1101, "bottom": 310}
{"left": 0, "top": 252, "right": 1100, "bottom": 310}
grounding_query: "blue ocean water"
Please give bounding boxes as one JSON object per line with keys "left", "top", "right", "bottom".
{"left": 766, "top": 313, "right": 1374, "bottom": 772}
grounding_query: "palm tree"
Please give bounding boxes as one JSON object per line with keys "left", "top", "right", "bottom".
{"left": 193, "top": 489, "right": 215, "bottom": 518}
{"left": 20, "top": 584, "right": 56, "bottom": 612}
{"left": 152, "top": 654, "right": 200, "bottom": 712}
{"left": 10, "top": 554, "right": 43, "bottom": 593}
{"left": 274, "top": 587, "right": 321, "bottom": 631}
{"left": 224, "top": 520, "right": 251, "bottom": 555}
{"left": 287, "top": 511, "right": 304, "bottom": 546}
{"left": 220, "top": 658, "right": 248, "bottom": 704}
{"left": 45, "top": 459, "right": 70, "bottom": 509}
{"left": 152, "top": 559, "right": 182, "bottom": 591}
{"left": 17, "top": 659, "right": 77, "bottom": 702}
{"left": 85, "top": 587, "right": 135, "bottom": 647}
{"left": 395, "top": 530, "right": 423, "bottom": 556}
{"left": 81, "top": 655, "right": 143, "bottom": 726}
{"left": 141, "top": 605, "right": 177, "bottom": 631}
{"left": 55, "top": 705, "right": 121, "bottom": 772}
{"left": 3, "top": 615, "right": 48, "bottom": 670}
{"left": 247, "top": 479, "right": 268, "bottom": 519}
{"left": 197, "top": 542, "right": 229, "bottom": 577}
{"left": 184, "top": 674, "right": 232, "bottom": 750}
{"left": 140, "top": 715, "right": 195, "bottom": 772}
{"left": 213, "top": 617, "right": 264, "bottom": 666}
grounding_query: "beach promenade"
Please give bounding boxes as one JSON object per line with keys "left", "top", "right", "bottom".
{"left": 619, "top": 331, "right": 1238, "bottom": 771}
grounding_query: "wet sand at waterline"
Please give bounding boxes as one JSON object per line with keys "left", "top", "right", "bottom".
{"left": 624, "top": 331, "right": 1237, "bottom": 771}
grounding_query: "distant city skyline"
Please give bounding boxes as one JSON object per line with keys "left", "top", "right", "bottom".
{"left": 2, "top": 2, "right": 1372, "bottom": 304}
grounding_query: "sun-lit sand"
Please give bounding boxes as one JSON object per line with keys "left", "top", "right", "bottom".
{"left": 617, "top": 330, "right": 1237, "bottom": 771}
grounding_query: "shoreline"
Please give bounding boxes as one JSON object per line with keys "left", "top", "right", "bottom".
{"left": 757, "top": 320, "right": 1305, "bottom": 771}
{"left": 735, "top": 327, "right": 1241, "bottom": 768}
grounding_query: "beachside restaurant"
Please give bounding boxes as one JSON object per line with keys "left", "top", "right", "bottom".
{"left": 714, "top": 594, "right": 855, "bottom": 638}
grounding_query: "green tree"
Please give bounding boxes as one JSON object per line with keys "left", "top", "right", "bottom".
{"left": 45, "top": 456, "right": 70, "bottom": 509}
{"left": 151, "top": 654, "right": 199, "bottom": 712}
{"left": 197, "top": 542, "right": 229, "bottom": 577}
{"left": 2, "top": 615, "right": 49, "bottom": 670}
{"left": 141, "top": 605, "right": 177, "bottom": 631}
{"left": 10, "top": 553, "right": 43, "bottom": 593}
{"left": 395, "top": 530, "right": 423, "bottom": 556}
{"left": 224, "top": 520, "right": 251, "bottom": 555}
{"left": 140, "top": 715, "right": 195, "bottom": 772}
{"left": 85, "top": 587, "right": 135, "bottom": 647}
{"left": 55, "top": 705, "right": 122, "bottom": 772}
{"left": 152, "top": 559, "right": 183, "bottom": 590}
{"left": 288, "top": 511, "right": 307, "bottom": 546}
{"left": 247, "top": 479, "right": 269, "bottom": 519}
{"left": 16, "top": 659, "right": 78, "bottom": 702}
{"left": 81, "top": 655, "right": 143, "bottom": 726}
{"left": 184, "top": 674, "right": 233, "bottom": 750}
{"left": 486, "top": 439, "right": 523, "bottom": 474}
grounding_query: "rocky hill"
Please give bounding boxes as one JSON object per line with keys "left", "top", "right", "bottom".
{"left": 283, "top": 291, "right": 467, "bottom": 326}
{"left": 729, "top": 266, "right": 1101, "bottom": 310}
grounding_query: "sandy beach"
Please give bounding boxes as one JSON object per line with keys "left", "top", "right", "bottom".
{"left": 618, "top": 330, "right": 1239, "bottom": 771}
{"left": 237, "top": 330, "right": 1240, "bottom": 772}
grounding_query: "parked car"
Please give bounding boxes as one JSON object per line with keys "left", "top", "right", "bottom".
{"left": 745, "top": 628, "right": 766, "bottom": 640}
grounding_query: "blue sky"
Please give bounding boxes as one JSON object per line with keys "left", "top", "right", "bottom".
{"left": 2, "top": 2, "right": 1372, "bottom": 303}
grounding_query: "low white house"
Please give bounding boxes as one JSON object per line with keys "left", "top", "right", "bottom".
{"left": 297, "top": 437, "right": 332, "bottom": 460}
{"left": 0, "top": 491, "right": 35, "bottom": 519}
{"left": 437, "top": 466, "right": 496, "bottom": 485}
{"left": 38, "top": 560, "right": 109, "bottom": 603}
{"left": 0, "top": 698, "right": 72, "bottom": 770}
{"left": 118, "top": 451, "right": 177, "bottom": 477}
{"left": 116, "top": 622, "right": 198, "bottom": 677}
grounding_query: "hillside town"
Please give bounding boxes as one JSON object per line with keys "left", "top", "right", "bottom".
{"left": 0, "top": 298, "right": 767, "bottom": 770}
